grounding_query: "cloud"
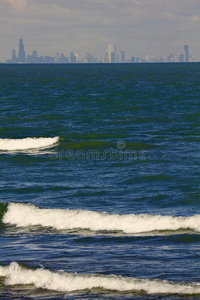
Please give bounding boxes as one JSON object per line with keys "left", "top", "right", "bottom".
{"left": 0, "top": 0, "right": 27, "bottom": 12}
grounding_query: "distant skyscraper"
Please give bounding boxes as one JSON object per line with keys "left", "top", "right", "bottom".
{"left": 61, "top": 53, "right": 69, "bottom": 63}
{"left": 167, "top": 53, "right": 174, "bottom": 62}
{"left": 32, "top": 50, "right": 37, "bottom": 59}
{"left": 184, "top": 45, "right": 189, "bottom": 62}
{"left": 55, "top": 52, "right": 60, "bottom": 63}
{"left": 70, "top": 52, "right": 76, "bottom": 63}
{"left": 85, "top": 53, "right": 95, "bottom": 63}
{"left": 104, "top": 51, "right": 109, "bottom": 63}
{"left": 115, "top": 54, "right": 120, "bottom": 63}
{"left": 106, "top": 44, "right": 116, "bottom": 63}
{"left": 179, "top": 54, "right": 185, "bottom": 62}
{"left": 12, "top": 49, "right": 17, "bottom": 61}
{"left": 111, "top": 52, "right": 116, "bottom": 63}
{"left": 131, "top": 57, "right": 135, "bottom": 63}
{"left": 32, "top": 50, "right": 38, "bottom": 63}
{"left": 121, "top": 51, "right": 125, "bottom": 62}
{"left": 18, "top": 39, "right": 25, "bottom": 62}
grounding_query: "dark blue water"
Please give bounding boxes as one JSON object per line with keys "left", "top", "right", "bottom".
{"left": 0, "top": 63, "right": 199, "bottom": 299}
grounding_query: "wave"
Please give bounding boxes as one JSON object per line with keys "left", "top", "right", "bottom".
{"left": 2, "top": 203, "right": 200, "bottom": 235}
{"left": 0, "top": 137, "right": 59, "bottom": 151}
{"left": 0, "top": 262, "right": 199, "bottom": 294}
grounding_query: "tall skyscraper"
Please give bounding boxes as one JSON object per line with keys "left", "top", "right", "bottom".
{"left": 18, "top": 39, "right": 25, "bottom": 62}
{"left": 70, "top": 52, "right": 76, "bottom": 63}
{"left": 104, "top": 51, "right": 109, "bottom": 63}
{"left": 111, "top": 52, "right": 116, "bottom": 63}
{"left": 106, "top": 44, "right": 116, "bottom": 63}
{"left": 115, "top": 54, "right": 120, "bottom": 63}
{"left": 184, "top": 45, "right": 189, "bottom": 62}
{"left": 121, "top": 51, "right": 125, "bottom": 62}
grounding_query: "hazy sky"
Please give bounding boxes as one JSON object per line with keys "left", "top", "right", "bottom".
{"left": 0, "top": 0, "right": 200, "bottom": 61}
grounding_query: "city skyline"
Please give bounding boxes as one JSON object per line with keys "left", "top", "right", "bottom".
{"left": 0, "top": 0, "right": 200, "bottom": 62}
{"left": 5, "top": 39, "right": 195, "bottom": 63}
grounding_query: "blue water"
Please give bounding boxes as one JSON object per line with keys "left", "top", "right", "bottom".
{"left": 0, "top": 63, "right": 199, "bottom": 299}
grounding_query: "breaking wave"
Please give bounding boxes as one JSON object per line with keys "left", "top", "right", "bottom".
{"left": 0, "top": 262, "right": 199, "bottom": 294}
{"left": 2, "top": 203, "right": 200, "bottom": 235}
{"left": 0, "top": 137, "right": 59, "bottom": 151}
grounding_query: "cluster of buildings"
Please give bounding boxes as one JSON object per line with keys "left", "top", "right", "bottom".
{"left": 6, "top": 39, "right": 192, "bottom": 64}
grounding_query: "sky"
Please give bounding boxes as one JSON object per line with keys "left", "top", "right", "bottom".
{"left": 0, "top": 0, "right": 200, "bottom": 62}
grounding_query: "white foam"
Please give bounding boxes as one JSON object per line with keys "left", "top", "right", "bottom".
{"left": 0, "top": 262, "right": 199, "bottom": 294}
{"left": 0, "top": 137, "right": 59, "bottom": 151}
{"left": 3, "top": 203, "right": 200, "bottom": 234}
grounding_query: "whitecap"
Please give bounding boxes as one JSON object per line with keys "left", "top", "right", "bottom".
{"left": 0, "top": 262, "right": 199, "bottom": 294}
{"left": 3, "top": 203, "right": 200, "bottom": 235}
{"left": 0, "top": 137, "right": 59, "bottom": 151}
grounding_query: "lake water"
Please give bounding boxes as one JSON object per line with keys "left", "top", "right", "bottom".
{"left": 0, "top": 63, "right": 200, "bottom": 299}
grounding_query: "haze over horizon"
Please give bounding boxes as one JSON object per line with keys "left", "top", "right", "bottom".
{"left": 0, "top": 0, "right": 200, "bottom": 62}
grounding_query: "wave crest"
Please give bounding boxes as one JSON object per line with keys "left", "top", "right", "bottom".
{"left": 0, "top": 262, "right": 199, "bottom": 294}
{"left": 0, "top": 137, "right": 59, "bottom": 151}
{"left": 2, "top": 203, "right": 200, "bottom": 235}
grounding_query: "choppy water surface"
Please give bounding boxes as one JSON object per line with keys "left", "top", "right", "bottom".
{"left": 0, "top": 63, "right": 199, "bottom": 299}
